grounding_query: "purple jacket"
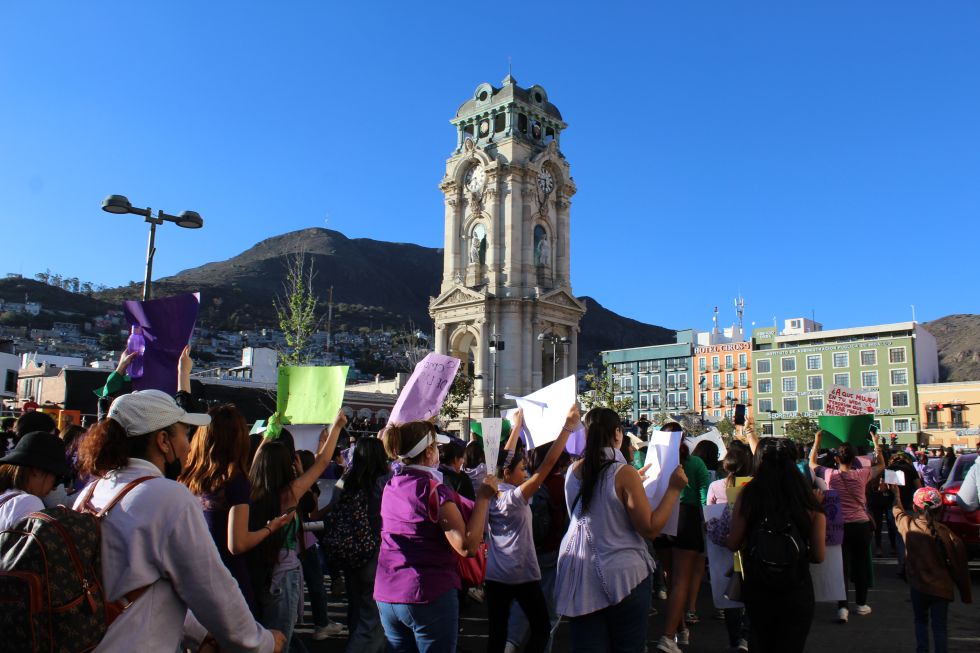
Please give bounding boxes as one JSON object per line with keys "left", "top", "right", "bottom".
{"left": 374, "top": 468, "right": 469, "bottom": 604}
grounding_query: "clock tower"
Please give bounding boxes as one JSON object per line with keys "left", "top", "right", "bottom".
{"left": 429, "top": 74, "right": 586, "bottom": 421}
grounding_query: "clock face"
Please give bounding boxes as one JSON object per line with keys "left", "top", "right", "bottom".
{"left": 464, "top": 165, "right": 485, "bottom": 192}
{"left": 537, "top": 170, "right": 555, "bottom": 195}
{"left": 479, "top": 120, "right": 490, "bottom": 136}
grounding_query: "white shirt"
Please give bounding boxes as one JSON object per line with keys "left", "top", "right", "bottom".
{"left": 0, "top": 489, "right": 44, "bottom": 530}
{"left": 74, "top": 458, "right": 273, "bottom": 653}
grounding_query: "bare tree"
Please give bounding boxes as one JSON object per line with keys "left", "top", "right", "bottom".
{"left": 273, "top": 251, "right": 322, "bottom": 366}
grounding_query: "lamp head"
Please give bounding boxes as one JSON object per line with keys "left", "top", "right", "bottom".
{"left": 175, "top": 211, "right": 203, "bottom": 229}
{"left": 102, "top": 195, "right": 132, "bottom": 214}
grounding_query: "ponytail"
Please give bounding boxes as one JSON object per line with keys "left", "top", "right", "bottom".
{"left": 383, "top": 422, "right": 432, "bottom": 463}
{"left": 78, "top": 417, "right": 152, "bottom": 477}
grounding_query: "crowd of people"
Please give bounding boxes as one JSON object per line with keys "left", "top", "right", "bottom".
{"left": 1, "top": 372, "right": 978, "bottom": 653}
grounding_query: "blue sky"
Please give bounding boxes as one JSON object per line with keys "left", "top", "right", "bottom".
{"left": 2, "top": 1, "right": 978, "bottom": 333}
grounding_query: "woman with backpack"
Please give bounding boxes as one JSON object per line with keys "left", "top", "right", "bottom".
{"left": 0, "top": 430, "right": 69, "bottom": 529}
{"left": 327, "top": 436, "right": 391, "bottom": 653}
{"left": 374, "top": 421, "right": 497, "bottom": 653}
{"left": 556, "top": 407, "right": 688, "bottom": 653}
{"left": 484, "top": 406, "right": 578, "bottom": 653}
{"left": 247, "top": 411, "right": 348, "bottom": 652}
{"left": 809, "top": 431, "right": 884, "bottom": 622}
{"left": 727, "top": 437, "right": 826, "bottom": 653}
{"left": 179, "top": 404, "right": 292, "bottom": 617}
{"left": 890, "top": 485, "right": 972, "bottom": 653}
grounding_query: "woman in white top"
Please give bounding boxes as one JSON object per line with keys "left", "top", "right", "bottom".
{"left": 0, "top": 430, "right": 69, "bottom": 530}
{"left": 555, "top": 407, "right": 687, "bottom": 653}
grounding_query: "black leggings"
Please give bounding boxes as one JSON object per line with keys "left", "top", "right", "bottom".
{"left": 840, "top": 521, "right": 873, "bottom": 608}
{"left": 743, "top": 574, "right": 814, "bottom": 653}
{"left": 485, "top": 580, "right": 551, "bottom": 653}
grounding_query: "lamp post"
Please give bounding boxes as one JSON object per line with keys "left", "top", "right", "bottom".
{"left": 538, "top": 333, "right": 570, "bottom": 383}
{"left": 466, "top": 374, "right": 483, "bottom": 440}
{"left": 767, "top": 409, "right": 777, "bottom": 436}
{"left": 102, "top": 195, "right": 203, "bottom": 301}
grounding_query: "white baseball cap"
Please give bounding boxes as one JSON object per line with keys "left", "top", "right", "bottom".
{"left": 108, "top": 389, "right": 211, "bottom": 437}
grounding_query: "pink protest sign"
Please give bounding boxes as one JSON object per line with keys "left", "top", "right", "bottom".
{"left": 387, "top": 352, "right": 461, "bottom": 424}
{"left": 825, "top": 385, "right": 878, "bottom": 416}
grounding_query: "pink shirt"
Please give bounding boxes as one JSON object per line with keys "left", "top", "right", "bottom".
{"left": 818, "top": 466, "right": 873, "bottom": 523}
{"left": 707, "top": 478, "right": 729, "bottom": 505}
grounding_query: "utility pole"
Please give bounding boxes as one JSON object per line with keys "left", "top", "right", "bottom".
{"left": 326, "top": 285, "right": 334, "bottom": 362}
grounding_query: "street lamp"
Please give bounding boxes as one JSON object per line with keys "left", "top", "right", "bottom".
{"left": 538, "top": 333, "right": 570, "bottom": 382}
{"left": 466, "top": 374, "right": 483, "bottom": 440}
{"left": 102, "top": 195, "right": 203, "bottom": 300}
{"left": 766, "top": 409, "right": 777, "bottom": 437}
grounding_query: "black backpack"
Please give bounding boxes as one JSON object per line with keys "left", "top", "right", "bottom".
{"left": 745, "top": 514, "right": 809, "bottom": 590}
{"left": 322, "top": 488, "right": 378, "bottom": 569}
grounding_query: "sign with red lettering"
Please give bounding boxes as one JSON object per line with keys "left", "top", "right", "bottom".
{"left": 825, "top": 385, "right": 878, "bottom": 416}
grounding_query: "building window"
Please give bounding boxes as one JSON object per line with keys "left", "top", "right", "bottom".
{"left": 639, "top": 394, "right": 649, "bottom": 410}
{"left": 667, "top": 393, "right": 677, "bottom": 408}
{"left": 861, "top": 371, "right": 878, "bottom": 388}
{"left": 860, "top": 350, "right": 877, "bottom": 366}
{"left": 651, "top": 395, "right": 660, "bottom": 409}
{"left": 757, "top": 359, "right": 771, "bottom": 374}
{"left": 889, "top": 347, "right": 907, "bottom": 364}
{"left": 678, "top": 373, "right": 688, "bottom": 388}
{"left": 833, "top": 373, "right": 850, "bottom": 387}
{"left": 894, "top": 418, "right": 910, "bottom": 432}
{"left": 807, "top": 375, "right": 823, "bottom": 391}
{"left": 809, "top": 395, "right": 824, "bottom": 411}
{"left": 622, "top": 377, "right": 633, "bottom": 392}
{"left": 3, "top": 370, "right": 15, "bottom": 394}
{"left": 725, "top": 354, "right": 733, "bottom": 369}
{"left": 650, "top": 360, "right": 660, "bottom": 373}
{"left": 493, "top": 112, "right": 506, "bottom": 133}
{"left": 806, "top": 355, "right": 821, "bottom": 370}
{"left": 638, "top": 361, "right": 650, "bottom": 372}
{"left": 739, "top": 353, "right": 747, "bottom": 368}
{"left": 782, "top": 377, "right": 797, "bottom": 392}
{"left": 712, "top": 374, "right": 720, "bottom": 389}
{"left": 781, "top": 357, "right": 796, "bottom": 372}
{"left": 651, "top": 376, "right": 661, "bottom": 391}
{"left": 758, "top": 378, "right": 771, "bottom": 393}
{"left": 713, "top": 391, "right": 721, "bottom": 405}
{"left": 740, "top": 390, "right": 749, "bottom": 404}
{"left": 891, "top": 391, "right": 909, "bottom": 408}
{"left": 518, "top": 113, "right": 528, "bottom": 134}
{"left": 712, "top": 356, "right": 720, "bottom": 371}
{"left": 762, "top": 423, "right": 774, "bottom": 436}
{"left": 832, "top": 352, "right": 849, "bottom": 368}
{"left": 714, "top": 410, "right": 721, "bottom": 418}
{"left": 667, "top": 374, "right": 676, "bottom": 389}
{"left": 725, "top": 372, "right": 734, "bottom": 387}
{"left": 698, "top": 358, "right": 706, "bottom": 372}
{"left": 639, "top": 376, "right": 649, "bottom": 391}
{"left": 890, "top": 368, "right": 908, "bottom": 385}
{"left": 679, "top": 392, "right": 689, "bottom": 408}
{"left": 783, "top": 397, "right": 798, "bottom": 412}
{"left": 758, "top": 398, "right": 773, "bottom": 413}
{"left": 739, "top": 371, "right": 748, "bottom": 387}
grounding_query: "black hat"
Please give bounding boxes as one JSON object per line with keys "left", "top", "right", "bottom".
{"left": 0, "top": 431, "right": 70, "bottom": 477}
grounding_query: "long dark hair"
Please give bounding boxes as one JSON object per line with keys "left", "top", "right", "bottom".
{"left": 692, "top": 440, "right": 720, "bottom": 473}
{"left": 248, "top": 440, "right": 294, "bottom": 572}
{"left": 342, "top": 437, "right": 389, "bottom": 494}
{"left": 740, "top": 438, "right": 822, "bottom": 536}
{"left": 577, "top": 407, "right": 621, "bottom": 513}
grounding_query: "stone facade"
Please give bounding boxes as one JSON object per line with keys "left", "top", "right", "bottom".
{"left": 430, "top": 76, "right": 585, "bottom": 416}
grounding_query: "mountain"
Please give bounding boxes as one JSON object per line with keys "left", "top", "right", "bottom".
{"left": 95, "top": 227, "right": 677, "bottom": 366}
{"left": 923, "top": 314, "right": 980, "bottom": 382}
{"left": 0, "top": 277, "right": 114, "bottom": 327}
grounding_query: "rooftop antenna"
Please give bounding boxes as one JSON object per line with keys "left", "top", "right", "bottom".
{"left": 508, "top": 56, "right": 512, "bottom": 77}
{"left": 911, "top": 304, "right": 916, "bottom": 323}
{"left": 734, "top": 294, "right": 745, "bottom": 336}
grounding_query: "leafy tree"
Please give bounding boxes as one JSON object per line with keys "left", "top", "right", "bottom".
{"left": 440, "top": 371, "right": 474, "bottom": 421}
{"left": 34, "top": 270, "right": 50, "bottom": 284}
{"left": 81, "top": 281, "right": 94, "bottom": 295}
{"left": 649, "top": 410, "right": 672, "bottom": 427}
{"left": 580, "top": 362, "right": 633, "bottom": 419}
{"left": 273, "top": 252, "right": 321, "bottom": 366}
{"left": 784, "top": 415, "right": 819, "bottom": 445}
{"left": 678, "top": 411, "right": 709, "bottom": 436}
{"left": 715, "top": 416, "right": 735, "bottom": 438}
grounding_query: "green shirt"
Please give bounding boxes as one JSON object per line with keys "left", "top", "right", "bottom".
{"left": 680, "top": 455, "right": 710, "bottom": 506}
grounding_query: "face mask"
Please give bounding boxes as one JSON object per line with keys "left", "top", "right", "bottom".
{"left": 163, "top": 440, "right": 182, "bottom": 481}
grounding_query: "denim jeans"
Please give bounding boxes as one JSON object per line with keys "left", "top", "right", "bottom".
{"left": 378, "top": 588, "right": 458, "bottom": 653}
{"left": 300, "top": 545, "right": 329, "bottom": 628}
{"left": 505, "top": 554, "right": 560, "bottom": 653}
{"left": 887, "top": 508, "right": 907, "bottom": 568}
{"left": 259, "top": 565, "right": 305, "bottom": 652}
{"left": 345, "top": 556, "right": 385, "bottom": 653}
{"left": 910, "top": 587, "right": 949, "bottom": 653}
{"left": 568, "top": 574, "right": 652, "bottom": 653}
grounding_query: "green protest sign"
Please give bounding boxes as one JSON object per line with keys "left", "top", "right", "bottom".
{"left": 469, "top": 419, "right": 512, "bottom": 441}
{"left": 276, "top": 365, "right": 349, "bottom": 427}
{"left": 818, "top": 414, "right": 875, "bottom": 449}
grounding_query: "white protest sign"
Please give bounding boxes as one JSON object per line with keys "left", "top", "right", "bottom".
{"left": 704, "top": 504, "right": 743, "bottom": 608}
{"left": 885, "top": 469, "right": 906, "bottom": 486}
{"left": 481, "top": 418, "right": 503, "bottom": 477}
{"left": 642, "top": 428, "right": 683, "bottom": 537}
{"left": 811, "top": 545, "right": 846, "bottom": 602}
{"left": 685, "top": 428, "right": 727, "bottom": 461}
{"left": 513, "top": 375, "right": 576, "bottom": 449}
{"left": 825, "top": 385, "right": 878, "bottom": 416}
{"left": 282, "top": 423, "right": 332, "bottom": 455}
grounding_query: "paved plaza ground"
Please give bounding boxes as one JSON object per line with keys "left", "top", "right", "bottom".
{"left": 298, "top": 557, "right": 980, "bottom": 653}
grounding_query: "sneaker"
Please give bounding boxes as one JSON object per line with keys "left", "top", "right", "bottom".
{"left": 736, "top": 638, "right": 749, "bottom": 652}
{"left": 655, "top": 636, "right": 682, "bottom": 653}
{"left": 467, "top": 587, "right": 485, "bottom": 604}
{"left": 684, "top": 611, "right": 700, "bottom": 624}
{"left": 837, "top": 607, "right": 849, "bottom": 623}
{"left": 713, "top": 609, "right": 725, "bottom": 620}
{"left": 656, "top": 589, "right": 668, "bottom": 600}
{"left": 675, "top": 629, "right": 690, "bottom": 645}
{"left": 312, "top": 623, "right": 348, "bottom": 640}
{"left": 855, "top": 604, "right": 872, "bottom": 616}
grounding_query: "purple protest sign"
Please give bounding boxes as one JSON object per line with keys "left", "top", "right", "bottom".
{"left": 823, "top": 490, "right": 844, "bottom": 546}
{"left": 123, "top": 293, "right": 200, "bottom": 396}
{"left": 387, "top": 352, "right": 461, "bottom": 424}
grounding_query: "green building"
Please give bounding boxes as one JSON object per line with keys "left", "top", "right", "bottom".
{"left": 603, "top": 330, "right": 696, "bottom": 422}
{"left": 751, "top": 319, "right": 939, "bottom": 444}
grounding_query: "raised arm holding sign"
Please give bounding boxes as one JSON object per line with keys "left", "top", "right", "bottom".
{"left": 388, "top": 352, "right": 461, "bottom": 424}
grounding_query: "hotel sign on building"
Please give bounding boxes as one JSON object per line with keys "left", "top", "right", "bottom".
{"left": 693, "top": 341, "right": 752, "bottom": 422}
{"left": 750, "top": 321, "right": 939, "bottom": 443}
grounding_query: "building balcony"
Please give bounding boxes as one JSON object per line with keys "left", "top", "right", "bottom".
{"left": 926, "top": 421, "right": 969, "bottom": 430}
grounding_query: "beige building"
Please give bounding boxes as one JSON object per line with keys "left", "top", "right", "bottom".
{"left": 430, "top": 75, "right": 585, "bottom": 416}
{"left": 918, "top": 381, "right": 980, "bottom": 449}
